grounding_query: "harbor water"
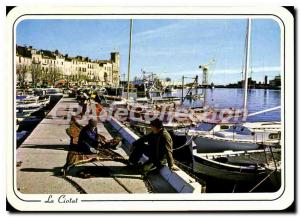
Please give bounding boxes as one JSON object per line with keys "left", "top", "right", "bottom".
{"left": 163, "top": 88, "right": 281, "bottom": 122}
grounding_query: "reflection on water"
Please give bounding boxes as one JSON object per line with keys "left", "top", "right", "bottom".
{"left": 163, "top": 88, "right": 281, "bottom": 122}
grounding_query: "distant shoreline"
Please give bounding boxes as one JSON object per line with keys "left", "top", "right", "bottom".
{"left": 174, "top": 86, "right": 281, "bottom": 90}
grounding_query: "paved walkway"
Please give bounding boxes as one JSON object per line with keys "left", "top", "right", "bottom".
{"left": 16, "top": 97, "right": 175, "bottom": 194}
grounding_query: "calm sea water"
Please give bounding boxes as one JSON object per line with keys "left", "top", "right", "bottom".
{"left": 163, "top": 88, "right": 281, "bottom": 122}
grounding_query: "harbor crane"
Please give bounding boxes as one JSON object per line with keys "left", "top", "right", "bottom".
{"left": 199, "top": 59, "right": 216, "bottom": 86}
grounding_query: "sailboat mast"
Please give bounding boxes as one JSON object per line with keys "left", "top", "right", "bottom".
{"left": 127, "top": 19, "right": 133, "bottom": 99}
{"left": 242, "top": 18, "right": 252, "bottom": 120}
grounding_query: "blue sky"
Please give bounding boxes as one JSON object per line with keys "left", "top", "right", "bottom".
{"left": 16, "top": 18, "right": 281, "bottom": 85}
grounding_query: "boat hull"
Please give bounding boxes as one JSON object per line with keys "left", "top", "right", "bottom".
{"left": 193, "top": 155, "right": 262, "bottom": 182}
{"left": 192, "top": 149, "right": 269, "bottom": 182}
{"left": 192, "top": 136, "right": 260, "bottom": 153}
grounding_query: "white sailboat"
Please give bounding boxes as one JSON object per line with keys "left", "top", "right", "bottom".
{"left": 175, "top": 121, "right": 281, "bottom": 152}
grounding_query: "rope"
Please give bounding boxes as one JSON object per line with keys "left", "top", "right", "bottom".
{"left": 92, "top": 161, "right": 133, "bottom": 194}
{"left": 60, "top": 171, "right": 87, "bottom": 194}
{"left": 133, "top": 123, "right": 195, "bottom": 159}
{"left": 172, "top": 136, "right": 194, "bottom": 151}
{"left": 249, "top": 169, "right": 276, "bottom": 192}
{"left": 142, "top": 174, "right": 155, "bottom": 193}
{"left": 247, "top": 106, "right": 281, "bottom": 117}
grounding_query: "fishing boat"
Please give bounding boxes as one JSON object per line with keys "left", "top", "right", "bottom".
{"left": 33, "top": 88, "right": 51, "bottom": 106}
{"left": 193, "top": 150, "right": 266, "bottom": 182}
{"left": 98, "top": 87, "right": 107, "bottom": 94}
{"left": 185, "top": 92, "right": 205, "bottom": 100}
{"left": 16, "top": 89, "right": 51, "bottom": 127}
{"left": 192, "top": 145, "right": 280, "bottom": 183}
{"left": 17, "top": 130, "right": 28, "bottom": 144}
{"left": 107, "top": 98, "right": 242, "bottom": 135}
{"left": 164, "top": 85, "right": 177, "bottom": 93}
{"left": 136, "top": 89, "right": 181, "bottom": 104}
{"left": 175, "top": 121, "right": 281, "bottom": 153}
{"left": 16, "top": 95, "right": 44, "bottom": 114}
{"left": 129, "top": 118, "right": 193, "bottom": 135}
{"left": 125, "top": 102, "right": 208, "bottom": 135}
{"left": 105, "top": 86, "right": 123, "bottom": 97}
{"left": 45, "top": 88, "right": 63, "bottom": 103}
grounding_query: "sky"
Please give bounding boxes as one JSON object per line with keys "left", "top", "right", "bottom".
{"left": 16, "top": 18, "right": 281, "bottom": 85}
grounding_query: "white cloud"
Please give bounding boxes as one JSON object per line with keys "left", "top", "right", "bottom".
{"left": 248, "top": 66, "right": 282, "bottom": 73}
{"left": 177, "top": 66, "right": 282, "bottom": 76}
{"left": 134, "top": 21, "right": 185, "bottom": 38}
{"left": 133, "top": 20, "right": 203, "bottom": 43}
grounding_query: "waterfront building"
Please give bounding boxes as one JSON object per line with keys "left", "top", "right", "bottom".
{"left": 269, "top": 75, "right": 281, "bottom": 89}
{"left": 264, "top": 75, "right": 268, "bottom": 85}
{"left": 16, "top": 45, "right": 120, "bottom": 87}
{"left": 236, "top": 77, "right": 257, "bottom": 88}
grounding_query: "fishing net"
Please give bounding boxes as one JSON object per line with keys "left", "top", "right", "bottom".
{"left": 63, "top": 116, "right": 125, "bottom": 174}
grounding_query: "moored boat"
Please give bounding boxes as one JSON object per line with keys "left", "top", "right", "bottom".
{"left": 192, "top": 146, "right": 281, "bottom": 183}
{"left": 164, "top": 85, "right": 177, "bottom": 93}
{"left": 16, "top": 95, "right": 44, "bottom": 114}
{"left": 175, "top": 121, "right": 281, "bottom": 153}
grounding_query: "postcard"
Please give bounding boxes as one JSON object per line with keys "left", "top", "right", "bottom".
{"left": 6, "top": 6, "right": 294, "bottom": 211}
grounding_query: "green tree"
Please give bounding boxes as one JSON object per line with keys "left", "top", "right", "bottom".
{"left": 74, "top": 71, "right": 89, "bottom": 85}
{"left": 30, "top": 62, "right": 43, "bottom": 88}
{"left": 16, "top": 65, "right": 28, "bottom": 88}
{"left": 48, "top": 66, "right": 63, "bottom": 85}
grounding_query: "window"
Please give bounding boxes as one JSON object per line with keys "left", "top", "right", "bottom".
{"left": 220, "top": 125, "right": 230, "bottom": 130}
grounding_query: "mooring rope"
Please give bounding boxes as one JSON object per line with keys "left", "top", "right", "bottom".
{"left": 172, "top": 136, "right": 194, "bottom": 151}
{"left": 92, "top": 161, "right": 133, "bottom": 194}
{"left": 60, "top": 173, "right": 87, "bottom": 194}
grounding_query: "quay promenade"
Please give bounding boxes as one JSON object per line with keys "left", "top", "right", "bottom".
{"left": 16, "top": 97, "right": 185, "bottom": 194}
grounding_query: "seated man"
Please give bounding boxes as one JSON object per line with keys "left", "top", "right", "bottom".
{"left": 128, "top": 118, "right": 179, "bottom": 174}
{"left": 62, "top": 118, "right": 123, "bottom": 176}
{"left": 78, "top": 119, "right": 100, "bottom": 154}
{"left": 78, "top": 119, "right": 122, "bottom": 154}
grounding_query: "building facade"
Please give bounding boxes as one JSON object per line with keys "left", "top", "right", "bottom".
{"left": 269, "top": 75, "right": 281, "bottom": 88}
{"left": 16, "top": 45, "right": 120, "bottom": 87}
